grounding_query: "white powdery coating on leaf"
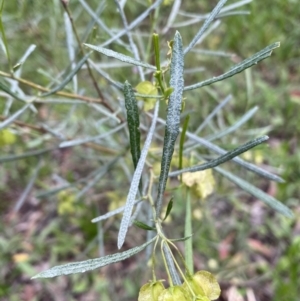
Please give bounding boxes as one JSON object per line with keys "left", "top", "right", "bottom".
{"left": 117, "top": 101, "right": 160, "bottom": 249}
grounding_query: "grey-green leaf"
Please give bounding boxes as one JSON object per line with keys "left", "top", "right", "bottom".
{"left": 184, "top": 42, "right": 280, "bottom": 91}
{"left": 117, "top": 101, "right": 160, "bottom": 249}
{"left": 41, "top": 53, "right": 91, "bottom": 97}
{"left": 155, "top": 31, "right": 184, "bottom": 217}
{"left": 184, "top": 0, "right": 228, "bottom": 55}
{"left": 31, "top": 236, "right": 156, "bottom": 279}
{"left": 0, "top": 103, "right": 31, "bottom": 129}
{"left": 169, "top": 136, "right": 269, "bottom": 177}
{"left": 124, "top": 81, "right": 141, "bottom": 169}
{"left": 215, "top": 166, "right": 293, "bottom": 218}
{"left": 84, "top": 43, "right": 156, "bottom": 70}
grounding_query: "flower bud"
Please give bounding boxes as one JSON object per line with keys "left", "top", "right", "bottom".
{"left": 138, "top": 281, "right": 165, "bottom": 301}
{"left": 183, "top": 271, "right": 220, "bottom": 301}
{"left": 158, "top": 286, "right": 190, "bottom": 301}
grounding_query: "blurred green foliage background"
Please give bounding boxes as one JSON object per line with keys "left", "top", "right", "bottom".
{"left": 0, "top": 0, "right": 299, "bottom": 300}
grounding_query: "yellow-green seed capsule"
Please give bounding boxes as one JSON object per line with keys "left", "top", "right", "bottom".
{"left": 158, "top": 286, "right": 190, "bottom": 301}
{"left": 138, "top": 281, "right": 165, "bottom": 301}
{"left": 183, "top": 271, "right": 221, "bottom": 301}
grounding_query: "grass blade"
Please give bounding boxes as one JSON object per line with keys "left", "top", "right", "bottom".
{"left": 215, "top": 166, "right": 293, "bottom": 218}
{"left": 156, "top": 31, "right": 184, "bottom": 217}
{"left": 184, "top": 42, "right": 280, "bottom": 91}
{"left": 31, "top": 236, "right": 156, "bottom": 279}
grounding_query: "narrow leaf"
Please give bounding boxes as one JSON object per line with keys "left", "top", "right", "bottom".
{"left": 215, "top": 166, "right": 293, "bottom": 218}
{"left": 205, "top": 106, "right": 258, "bottom": 141}
{"left": 184, "top": 0, "right": 228, "bottom": 55}
{"left": 0, "top": 0, "right": 12, "bottom": 68}
{"left": 0, "top": 147, "right": 55, "bottom": 163}
{"left": 163, "top": 198, "right": 173, "bottom": 221}
{"left": 152, "top": 115, "right": 284, "bottom": 182}
{"left": 124, "top": 81, "right": 141, "bottom": 169}
{"left": 84, "top": 43, "right": 156, "bottom": 70}
{"left": 169, "top": 136, "right": 269, "bottom": 177}
{"left": 184, "top": 129, "right": 284, "bottom": 182}
{"left": 91, "top": 200, "right": 142, "bottom": 223}
{"left": 156, "top": 31, "right": 184, "bottom": 217}
{"left": 101, "top": 0, "right": 164, "bottom": 47}
{"left": 0, "top": 103, "right": 32, "bottom": 129}
{"left": 59, "top": 124, "right": 126, "bottom": 148}
{"left": 163, "top": 244, "right": 181, "bottom": 285}
{"left": 195, "top": 94, "right": 232, "bottom": 134}
{"left": 41, "top": 53, "right": 91, "bottom": 97}
{"left": 31, "top": 236, "right": 157, "bottom": 279}
{"left": 184, "top": 42, "right": 280, "bottom": 91}
{"left": 118, "top": 101, "right": 160, "bottom": 249}
{"left": 170, "top": 234, "right": 193, "bottom": 243}
{"left": 0, "top": 80, "right": 26, "bottom": 102}
{"left": 133, "top": 220, "right": 156, "bottom": 231}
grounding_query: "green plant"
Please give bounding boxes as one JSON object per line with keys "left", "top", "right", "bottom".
{"left": 0, "top": 0, "right": 295, "bottom": 300}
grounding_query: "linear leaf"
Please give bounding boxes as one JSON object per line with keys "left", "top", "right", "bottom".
{"left": 195, "top": 94, "right": 232, "bottom": 134}
{"left": 84, "top": 43, "right": 156, "bottom": 70}
{"left": 31, "top": 236, "right": 156, "bottom": 279}
{"left": 184, "top": 42, "right": 280, "bottom": 91}
{"left": 76, "top": 156, "right": 121, "bottom": 200}
{"left": 170, "top": 234, "right": 193, "bottom": 243}
{"left": 41, "top": 53, "right": 91, "bottom": 97}
{"left": 133, "top": 220, "right": 156, "bottom": 231}
{"left": 0, "top": 80, "right": 26, "bottom": 102}
{"left": 0, "top": 147, "right": 55, "bottom": 163}
{"left": 59, "top": 124, "right": 126, "bottom": 148}
{"left": 0, "top": 103, "right": 32, "bottom": 129}
{"left": 91, "top": 200, "right": 142, "bottom": 223}
{"left": 205, "top": 106, "right": 258, "bottom": 141}
{"left": 184, "top": 0, "right": 228, "bottom": 55}
{"left": 117, "top": 101, "right": 159, "bottom": 249}
{"left": 153, "top": 115, "right": 284, "bottom": 182}
{"left": 215, "top": 166, "right": 293, "bottom": 218}
{"left": 169, "top": 136, "right": 269, "bottom": 177}
{"left": 163, "top": 198, "right": 173, "bottom": 221}
{"left": 156, "top": 31, "right": 184, "bottom": 217}
{"left": 163, "top": 244, "right": 181, "bottom": 285}
{"left": 101, "top": 0, "right": 164, "bottom": 47}
{"left": 124, "top": 81, "right": 141, "bottom": 169}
